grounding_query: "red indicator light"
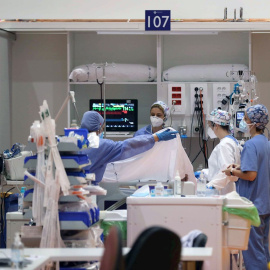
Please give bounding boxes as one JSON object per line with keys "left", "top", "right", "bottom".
{"left": 172, "top": 94, "right": 181, "bottom": 98}
{"left": 172, "top": 87, "right": 181, "bottom": 92}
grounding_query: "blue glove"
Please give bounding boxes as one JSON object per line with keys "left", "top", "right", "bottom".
{"left": 156, "top": 129, "right": 178, "bottom": 141}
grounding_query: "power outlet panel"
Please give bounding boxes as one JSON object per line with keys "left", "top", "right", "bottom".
{"left": 190, "top": 83, "right": 208, "bottom": 115}
{"left": 168, "top": 84, "right": 186, "bottom": 114}
{"left": 212, "top": 83, "right": 231, "bottom": 109}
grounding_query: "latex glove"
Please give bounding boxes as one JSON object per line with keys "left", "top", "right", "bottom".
{"left": 156, "top": 129, "right": 178, "bottom": 141}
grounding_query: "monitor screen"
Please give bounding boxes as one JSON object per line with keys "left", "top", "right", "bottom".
{"left": 236, "top": 111, "right": 245, "bottom": 128}
{"left": 89, "top": 99, "right": 138, "bottom": 132}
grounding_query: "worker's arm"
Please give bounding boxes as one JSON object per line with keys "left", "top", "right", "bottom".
{"left": 222, "top": 166, "right": 257, "bottom": 181}
{"left": 153, "top": 134, "right": 159, "bottom": 142}
{"left": 223, "top": 140, "right": 258, "bottom": 182}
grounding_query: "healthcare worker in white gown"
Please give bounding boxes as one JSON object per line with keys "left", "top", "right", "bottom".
{"left": 203, "top": 109, "right": 242, "bottom": 195}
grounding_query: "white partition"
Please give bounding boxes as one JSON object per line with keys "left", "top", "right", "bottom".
{"left": 127, "top": 196, "right": 230, "bottom": 270}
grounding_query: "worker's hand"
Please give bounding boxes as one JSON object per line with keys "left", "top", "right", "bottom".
{"left": 222, "top": 169, "right": 231, "bottom": 176}
{"left": 181, "top": 174, "right": 188, "bottom": 182}
{"left": 156, "top": 129, "right": 178, "bottom": 142}
{"left": 227, "top": 164, "right": 240, "bottom": 170}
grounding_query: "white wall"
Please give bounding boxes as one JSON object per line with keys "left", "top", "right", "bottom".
{"left": 0, "top": 0, "right": 269, "bottom": 20}
{"left": 11, "top": 34, "right": 67, "bottom": 145}
{"left": 162, "top": 32, "right": 249, "bottom": 70}
{"left": 0, "top": 34, "right": 12, "bottom": 151}
{"left": 251, "top": 33, "right": 270, "bottom": 133}
{"left": 69, "top": 32, "right": 157, "bottom": 127}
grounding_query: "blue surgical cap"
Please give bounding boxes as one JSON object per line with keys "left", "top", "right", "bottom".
{"left": 81, "top": 111, "right": 104, "bottom": 132}
{"left": 246, "top": 104, "right": 269, "bottom": 130}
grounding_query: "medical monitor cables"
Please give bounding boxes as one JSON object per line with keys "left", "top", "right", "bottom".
{"left": 191, "top": 89, "right": 208, "bottom": 167}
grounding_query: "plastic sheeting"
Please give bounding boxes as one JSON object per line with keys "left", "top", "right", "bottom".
{"left": 69, "top": 63, "right": 157, "bottom": 82}
{"left": 102, "top": 128, "right": 196, "bottom": 186}
{"left": 163, "top": 64, "right": 249, "bottom": 82}
{"left": 30, "top": 120, "right": 46, "bottom": 226}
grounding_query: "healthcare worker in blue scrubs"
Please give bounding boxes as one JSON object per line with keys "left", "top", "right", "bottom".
{"left": 133, "top": 101, "right": 170, "bottom": 136}
{"left": 80, "top": 111, "right": 178, "bottom": 184}
{"left": 223, "top": 104, "right": 270, "bottom": 270}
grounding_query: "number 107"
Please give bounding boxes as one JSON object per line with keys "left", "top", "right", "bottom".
{"left": 147, "top": 16, "right": 170, "bottom": 28}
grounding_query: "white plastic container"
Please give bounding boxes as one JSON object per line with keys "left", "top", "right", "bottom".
{"left": 11, "top": 232, "right": 24, "bottom": 268}
{"left": 4, "top": 151, "right": 32, "bottom": 180}
{"left": 223, "top": 194, "right": 253, "bottom": 250}
{"left": 155, "top": 182, "right": 164, "bottom": 197}
{"left": 174, "top": 171, "right": 181, "bottom": 196}
{"left": 197, "top": 171, "right": 206, "bottom": 197}
{"left": 223, "top": 211, "right": 251, "bottom": 250}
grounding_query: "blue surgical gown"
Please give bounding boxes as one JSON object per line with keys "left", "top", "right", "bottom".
{"left": 133, "top": 125, "right": 152, "bottom": 137}
{"left": 81, "top": 135, "right": 155, "bottom": 184}
{"left": 236, "top": 134, "right": 270, "bottom": 270}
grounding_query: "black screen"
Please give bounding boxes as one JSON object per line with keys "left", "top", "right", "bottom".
{"left": 89, "top": 99, "right": 138, "bottom": 132}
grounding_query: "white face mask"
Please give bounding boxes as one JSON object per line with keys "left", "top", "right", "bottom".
{"left": 207, "top": 127, "right": 217, "bottom": 139}
{"left": 87, "top": 132, "right": 100, "bottom": 148}
{"left": 150, "top": 116, "right": 164, "bottom": 127}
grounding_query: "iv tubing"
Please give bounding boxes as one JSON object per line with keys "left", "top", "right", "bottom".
{"left": 55, "top": 94, "right": 70, "bottom": 122}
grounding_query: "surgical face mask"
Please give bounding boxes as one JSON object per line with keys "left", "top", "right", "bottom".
{"left": 99, "top": 131, "right": 104, "bottom": 139}
{"left": 87, "top": 132, "right": 100, "bottom": 148}
{"left": 239, "top": 119, "right": 253, "bottom": 135}
{"left": 239, "top": 119, "right": 248, "bottom": 133}
{"left": 207, "top": 127, "right": 217, "bottom": 139}
{"left": 150, "top": 116, "right": 164, "bottom": 127}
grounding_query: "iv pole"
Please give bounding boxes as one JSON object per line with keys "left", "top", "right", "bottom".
{"left": 94, "top": 62, "right": 115, "bottom": 137}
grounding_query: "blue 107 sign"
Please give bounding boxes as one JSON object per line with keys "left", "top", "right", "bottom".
{"left": 145, "top": 10, "right": 171, "bottom": 31}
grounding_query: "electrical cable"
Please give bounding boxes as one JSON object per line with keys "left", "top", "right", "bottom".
{"left": 191, "top": 89, "right": 209, "bottom": 167}
{"left": 191, "top": 148, "right": 203, "bottom": 164}
{"left": 200, "top": 92, "right": 208, "bottom": 167}
{"left": 191, "top": 96, "right": 204, "bottom": 164}
{"left": 188, "top": 108, "right": 196, "bottom": 157}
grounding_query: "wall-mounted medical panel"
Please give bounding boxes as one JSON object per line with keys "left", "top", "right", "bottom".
{"left": 212, "top": 83, "right": 231, "bottom": 110}
{"left": 168, "top": 84, "right": 186, "bottom": 115}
